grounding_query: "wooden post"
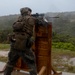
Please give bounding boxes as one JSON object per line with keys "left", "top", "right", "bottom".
{"left": 38, "top": 66, "right": 46, "bottom": 75}
{"left": 47, "top": 23, "right": 52, "bottom": 74}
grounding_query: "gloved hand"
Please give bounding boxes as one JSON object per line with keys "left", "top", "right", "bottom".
{"left": 7, "top": 33, "right": 16, "bottom": 42}
{"left": 26, "top": 36, "right": 35, "bottom": 48}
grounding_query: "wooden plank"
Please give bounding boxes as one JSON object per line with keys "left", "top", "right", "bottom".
{"left": 15, "top": 57, "right": 21, "bottom": 68}
{"left": 38, "top": 66, "right": 46, "bottom": 75}
{"left": 37, "top": 50, "right": 49, "bottom": 56}
{"left": 37, "top": 56, "right": 48, "bottom": 72}
{"left": 36, "top": 38, "right": 48, "bottom": 42}
{"left": 47, "top": 23, "right": 52, "bottom": 74}
{"left": 50, "top": 73, "right": 62, "bottom": 75}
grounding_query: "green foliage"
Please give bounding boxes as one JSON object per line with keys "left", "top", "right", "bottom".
{"left": 69, "top": 37, "right": 75, "bottom": 45}
{"left": 52, "top": 31, "right": 75, "bottom": 51}
{"left": 0, "top": 29, "right": 12, "bottom": 43}
{"left": 52, "top": 31, "right": 71, "bottom": 42}
{"left": 52, "top": 42, "right": 75, "bottom": 51}
{"left": 67, "top": 66, "right": 75, "bottom": 73}
{"left": 0, "top": 44, "right": 10, "bottom": 50}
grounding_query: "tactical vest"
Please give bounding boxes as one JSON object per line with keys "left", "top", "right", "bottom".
{"left": 12, "top": 15, "right": 35, "bottom": 50}
{"left": 13, "top": 15, "right": 34, "bottom": 36}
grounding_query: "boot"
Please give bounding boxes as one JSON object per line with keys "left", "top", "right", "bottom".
{"left": 30, "top": 69, "right": 37, "bottom": 75}
{"left": 4, "top": 65, "right": 14, "bottom": 75}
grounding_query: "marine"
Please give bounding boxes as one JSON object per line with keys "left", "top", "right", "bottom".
{"left": 4, "top": 7, "right": 37, "bottom": 75}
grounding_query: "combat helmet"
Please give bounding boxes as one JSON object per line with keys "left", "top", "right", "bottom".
{"left": 20, "top": 7, "right": 32, "bottom": 15}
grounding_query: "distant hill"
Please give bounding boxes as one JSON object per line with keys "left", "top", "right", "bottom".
{"left": 0, "top": 12, "right": 75, "bottom": 37}
{"left": 0, "top": 14, "right": 19, "bottom": 30}
{"left": 45, "top": 12, "right": 75, "bottom": 37}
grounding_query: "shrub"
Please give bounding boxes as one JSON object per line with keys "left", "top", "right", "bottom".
{"left": 52, "top": 42, "right": 75, "bottom": 51}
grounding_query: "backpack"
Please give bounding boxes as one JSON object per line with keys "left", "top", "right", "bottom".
{"left": 12, "top": 16, "right": 24, "bottom": 32}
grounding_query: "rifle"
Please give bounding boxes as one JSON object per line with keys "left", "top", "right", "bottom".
{"left": 32, "top": 13, "right": 59, "bottom": 26}
{"left": 31, "top": 13, "right": 48, "bottom": 26}
{"left": 32, "top": 13, "right": 44, "bottom": 18}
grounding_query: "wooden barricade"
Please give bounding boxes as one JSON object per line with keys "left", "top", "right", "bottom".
{"left": 0, "top": 23, "right": 62, "bottom": 75}
{"left": 14, "top": 23, "right": 62, "bottom": 75}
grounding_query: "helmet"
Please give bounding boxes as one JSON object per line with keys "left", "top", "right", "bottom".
{"left": 20, "top": 7, "right": 32, "bottom": 15}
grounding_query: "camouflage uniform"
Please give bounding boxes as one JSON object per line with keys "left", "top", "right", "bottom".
{"left": 4, "top": 7, "right": 37, "bottom": 75}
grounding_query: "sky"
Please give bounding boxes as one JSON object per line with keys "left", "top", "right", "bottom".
{"left": 0, "top": 0, "right": 75, "bottom": 16}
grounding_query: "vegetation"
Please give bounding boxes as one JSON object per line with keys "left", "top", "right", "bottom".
{"left": 52, "top": 42, "right": 75, "bottom": 51}
{"left": 0, "top": 29, "right": 13, "bottom": 43}
{"left": 52, "top": 48, "right": 75, "bottom": 73}
{"left": 52, "top": 31, "right": 75, "bottom": 51}
{"left": 0, "top": 44, "right": 10, "bottom": 50}
{"left": 0, "top": 56, "right": 7, "bottom": 62}
{"left": 0, "top": 47, "right": 75, "bottom": 73}
{"left": 0, "top": 12, "right": 75, "bottom": 44}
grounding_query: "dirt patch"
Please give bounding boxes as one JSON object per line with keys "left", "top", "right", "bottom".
{"left": 0, "top": 51, "right": 9, "bottom": 57}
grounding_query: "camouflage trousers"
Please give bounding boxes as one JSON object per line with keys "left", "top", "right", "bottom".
{"left": 4, "top": 42, "right": 37, "bottom": 75}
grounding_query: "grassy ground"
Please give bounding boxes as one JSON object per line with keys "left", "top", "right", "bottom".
{"left": 52, "top": 48, "right": 75, "bottom": 73}
{"left": 0, "top": 44, "right": 10, "bottom": 50}
{"left": 52, "top": 48, "right": 75, "bottom": 59}
{"left": 0, "top": 44, "right": 9, "bottom": 62}
{"left": 0, "top": 44, "right": 75, "bottom": 73}
{"left": 0, "top": 56, "right": 7, "bottom": 62}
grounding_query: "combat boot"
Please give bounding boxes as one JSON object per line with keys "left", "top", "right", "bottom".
{"left": 4, "top": 65, "right": 14, "bottom": 75}
{"left": 30, "top": 69, "right": 37, "bottom": 75}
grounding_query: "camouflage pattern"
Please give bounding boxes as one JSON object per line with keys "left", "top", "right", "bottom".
{"left": 4, "top": 7, "right": 37, "bottom": 75}
{"left": 4, "top": 43, "right": 37, "bottom": 75}
{"left": 12, "top": 15, "right": 35, "bottom": 50}
{"left": 22, "top": 15, "right": 35, "bottom": 36}
{"left": 13, "top": 15, "right": 35, "bottom": 35}
{"left": 20, "top": 7, "right": 32, "bottom": 15}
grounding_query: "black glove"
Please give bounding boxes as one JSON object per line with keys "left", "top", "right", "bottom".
{"left": 26, "top": 37, "right": 34, "bottom": 48}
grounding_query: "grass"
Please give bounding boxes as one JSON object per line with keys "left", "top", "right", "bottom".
{"left": 52, "top": 48, "right": 75, "bottom": 73}
{"left": 0, "top": 44, "right": 75, "bottom": 73}
{"left": 52, "top": 48, "right": 75, "bottom": 59}
{"left": 0, "top": 43, "right": 10, "bottom": 50}
{"left": 0, "top": 44, "right": 9, "bottom": 62}
{"left": 0, "top": 56, "right": 7, "bottom": 62}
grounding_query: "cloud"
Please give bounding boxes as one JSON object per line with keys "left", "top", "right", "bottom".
{"left": 0, "top": 0, "right": 75, "bottom": 16}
